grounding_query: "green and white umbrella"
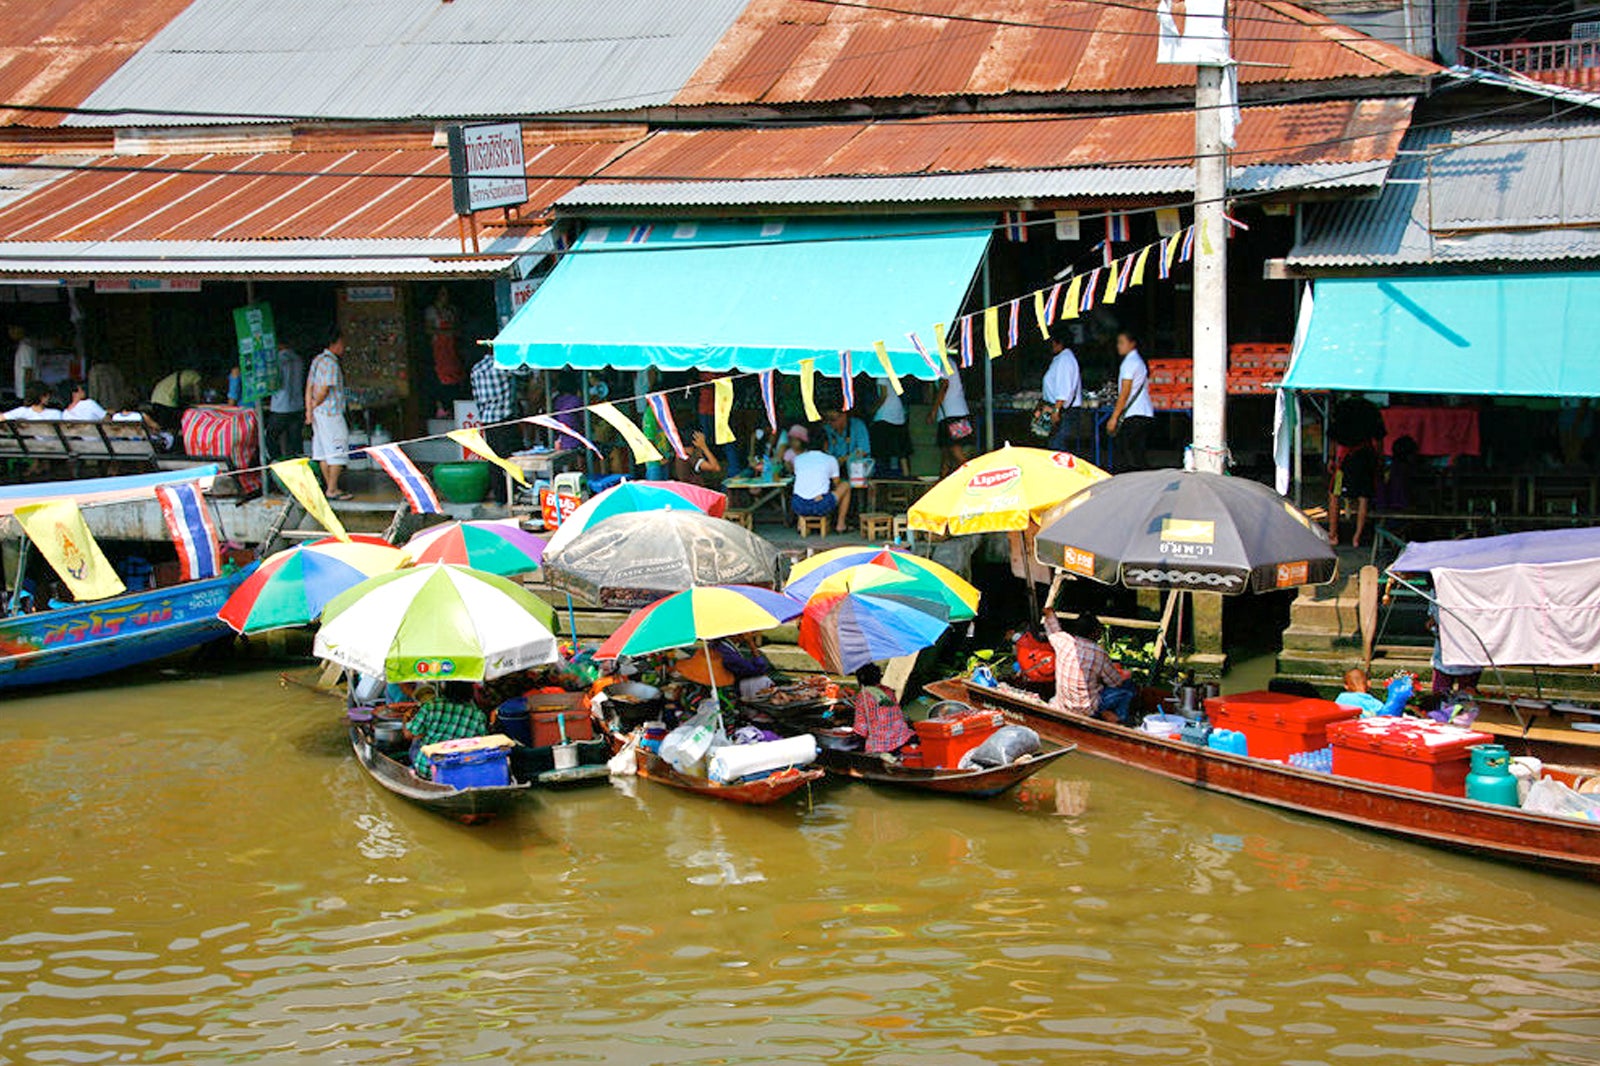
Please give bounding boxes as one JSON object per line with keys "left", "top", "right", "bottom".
{"left": 314, "top": 563, "right": 560, "bottom": 682}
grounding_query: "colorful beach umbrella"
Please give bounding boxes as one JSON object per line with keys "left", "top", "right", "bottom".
{"left": 403, "top": 518, "right": 548, "bottom": 576}
{"left": 907, "top": 444, "right": 1108, "bottom": 536}
{"left": 543, "top": 480, "right": 727, "bottom": 559}
{"left": 543, "top": 510, "right": 780, "bottom": 609}
{"left": 595, "top": 585, "right": 802, "bottom": 661}
{"left": 799, "top": 569, "right": 952, "bottom": 675}
{"left": 218, "top": 540, "right": 410, "bottom": 633}
{"left": 314, "top": 563, "right": 559, "bottom": 682}
{"left": 784, "top": 547, "right": 981, "bottom": 614}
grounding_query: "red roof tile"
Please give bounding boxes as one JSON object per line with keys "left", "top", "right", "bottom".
{"left": 675, "top": 0, "right": 1438, "bottom": 105}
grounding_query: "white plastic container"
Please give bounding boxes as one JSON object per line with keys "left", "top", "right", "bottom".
{"left": 1141, "top": 713, "right": 1185, "bottom": 738}
{"left": 708, "top": 735, "right": 819, "bottom": 784}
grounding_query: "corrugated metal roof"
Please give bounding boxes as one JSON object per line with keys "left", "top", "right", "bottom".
{"left": 676, "top": 0, "right": 1438, "bottom": 105}
{"left": 563, "top": 99, "right": 1412, "bottom": 206}
{"left": 0, "top": 0, "right": 196, "bottom": 127}
{"left": 1289, "top": 120, "right": 1600, "bottom": 267}
{"left": 0, "top": 237, "right": 547, "bottom": 277}
{"left": 0, "top": 139, "right": 633, "bottom": 242}
{"left": 69, "top": 0, "right": 751, "bottom": 126}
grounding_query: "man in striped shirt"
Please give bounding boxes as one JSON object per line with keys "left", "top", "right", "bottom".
{"left": 304, "top": 328, "right": 350, "bottom": 500}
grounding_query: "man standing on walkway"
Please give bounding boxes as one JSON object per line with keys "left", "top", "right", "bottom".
{"left": 267, "top": 339, "right": 305, "bottom": 461}
{"left": 469, "top": 350, "right": 528, "bottom": 503}
{"left": 1042, "top": 330, "right": 1082, "bottom": 454}
{"left": 10, "top": 324, "right": 35, "bottom": 401}
{"left": 305, "top": 329, "right": 351, "bottom": 500}
{"left": 1105, "top": 330, "right": 1154, "bottom": 472}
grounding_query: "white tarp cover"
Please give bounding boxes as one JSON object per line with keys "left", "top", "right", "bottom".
{"left": 1433, "top": 560, "right": 1600, "bottom": 667}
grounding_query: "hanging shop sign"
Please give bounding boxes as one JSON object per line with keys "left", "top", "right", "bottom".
{"left": 447, "top": 122, "right": 528, "bottom": 215}
{"left": 232, "top": 301, "right": 279, "bottom": 406}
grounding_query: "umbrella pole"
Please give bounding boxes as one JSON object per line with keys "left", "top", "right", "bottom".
{"left": 1025, "top": 529, "right": 1040, "bottom": 623}
{"left": 565, "top": 593, "right": 578, "bottom": 641}
{"left": 703, "top": 638, "right": 719, "bottom": 703}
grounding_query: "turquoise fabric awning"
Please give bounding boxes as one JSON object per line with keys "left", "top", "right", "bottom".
{"left": 492, "top": 216, "right": 992, "bottom": 380}
{"left": 1283, "top": 274, "right": 1600, "bottom": 397}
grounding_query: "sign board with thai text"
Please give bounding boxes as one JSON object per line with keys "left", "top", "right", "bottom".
{"left": 447, "top": 122, "right": 528, "bottom": 215}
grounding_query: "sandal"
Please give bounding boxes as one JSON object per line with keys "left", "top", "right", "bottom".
{"left": 328, "top": 490, "right": 354, "bottom": 501}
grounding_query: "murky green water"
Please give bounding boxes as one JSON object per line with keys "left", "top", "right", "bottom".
{"left": 2, "top": 667, "right": 1598, "bottom": 1064}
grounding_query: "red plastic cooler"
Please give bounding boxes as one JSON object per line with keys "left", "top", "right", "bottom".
{"left": 1203, "top": 691, "right": 1358, "bottom": 761}
{"left": 912, "top": 710, "right": 1004, "bottom": 768}
{"left": 1327, "top": 717, "right": 1493, "bottom": 796}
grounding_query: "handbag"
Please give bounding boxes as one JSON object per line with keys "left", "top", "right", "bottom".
{"left": 946, "top": 417, "right": 974, "bottom": 441}
{"left": 1029, "top": 402, "right": 1057, "bottom": 438}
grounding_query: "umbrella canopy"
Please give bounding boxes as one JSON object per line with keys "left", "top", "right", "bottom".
{"left": 543, "top": 480, "right": 727, "bottom": 558}
{"left": 797, "top": 559, "right": 976, "bottom": 622}
{"left": 1034, "top": 470, "right": 1338, "bottom": 596}
{"left": 544, "top": 510, "right": 781, "bottom": 609}
{"left": 314, "top": 563, "right": 559, "bottom": 681}
{"left": 218, "top": 540, "right": 410, "bottom": 633}
{"left": 595, "top": 585, "right": 802, "bottom": 660}
{"left": 404, "top": 518, "right": 548, "bottom": 576}
{"left": 908, "top": 445, "right": 1108, "bottom": 536}
{"left": 799, "top": 568, "right": 952, "bottom": 674}
{"left": 784, "top": 547, "right": 980, "bottom": 613}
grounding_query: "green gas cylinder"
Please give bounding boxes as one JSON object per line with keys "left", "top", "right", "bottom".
{"left": 1466, "top": 744, "right": 1519, "bottom": 806}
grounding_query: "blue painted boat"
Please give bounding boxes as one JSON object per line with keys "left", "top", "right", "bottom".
{"left": 0, "top": 565, "right": 254, "bottom": 690}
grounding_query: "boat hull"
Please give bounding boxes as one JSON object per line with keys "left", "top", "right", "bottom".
{"left": 0, "top": 568, "right": 252, "bottom": 691}
{"left": 631, "top": 744, "right": 823, "bottom": 805}
{"left": 931, "top": 679, "right": 1600, "bottom": 879}
{"left": 817, "top": 744, "right": 1076, "bottom": 797}
{"left": 349, "top": 726, "right": 527, "bottom": 824}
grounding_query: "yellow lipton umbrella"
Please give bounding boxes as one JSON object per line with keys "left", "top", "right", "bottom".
{"left": 907, "top": 445, "right": 1108, "bottom": 536}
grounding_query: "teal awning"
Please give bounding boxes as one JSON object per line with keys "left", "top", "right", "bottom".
{"left": 1284, "top": 274, "right": 1600, "bottom": 397}
{"left": 492, "top": 216, "right": 991, "bottom": 380}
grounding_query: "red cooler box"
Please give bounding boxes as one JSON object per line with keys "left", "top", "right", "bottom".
{"left": 1204, "top": 691, "right": 1358, "bottom": 761}
{"left": 912, "top": 710, "right": 1005, "bottom": 768}
{"left": 1327, "top": 717, "right": 1493, "bottom": 796}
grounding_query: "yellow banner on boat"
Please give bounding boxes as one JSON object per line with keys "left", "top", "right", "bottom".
{"left": 448, "top": 428, "right": 526, "bottom": 486}
{"left": 270, "top": 458, "right": 349, "bottom": 541}
{"left": 14, "top": 500, "right": 126, "bottom": 601}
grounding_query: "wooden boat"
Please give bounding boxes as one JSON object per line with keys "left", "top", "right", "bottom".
{"left": 348, "top": 724, "right": 528, "bottom": 824}
{"left": 634, "top": 745, "right": 824, "bottom": 805}
{"left": 930, "top": 678, "right": 1600, "bottom": 879}
{"left": 815, "top": 741, "right": 1076, "bottom": 797}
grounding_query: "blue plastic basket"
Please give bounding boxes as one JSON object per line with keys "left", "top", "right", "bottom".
{"left": 431, "top": 747, "right": 511, "bottom": 789}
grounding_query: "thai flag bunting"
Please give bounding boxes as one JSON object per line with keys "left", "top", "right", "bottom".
{"left": 839, "top": 351, "right": 855, "bottom": 410}
{"left": 1101, "top": 238, "right": 1113, "bottom": 268}
{"left": 958, "top": 315, "right": 975, "bottom": 368}
{"left": 1106, "top": 212, "right": 1131, "bottom": 244}
{"left": 365, "top": 443, "right": 443, "bottom": 515}
{"left": 1044, "top": 282, "right": 1065, "bottom": 323}
{"left": 1117, "top": 255, "right": 1134, "bottom": 293}
{"left": 646, "top": 393, "right": 688, "bottom": 459}
{"left": 154, "top": 481, "right": 222, "bottom": 580}
{"left": 526, "top": 414, "right": 601, "bottom": 456}
{"left": 1006, "top": 299, "right": 1021, "bottom": 349}
{"left": 1179, "top": 225, "right": 1196, "bottom": 263}
{"left": 906, "top": 332, "right": 940, "bottom": 377}
{"left": 1081, "top": 268, "right": 1101, "bottom": 312}
{"left": 1003, "top": 211, "right": 1029, "bottom": 242}
{"left": 758, "top": 370, "right": 778, "bottom": 432}
{"left": 625, "top": 223, "right": 654, "bottom": 244}
{"left": 1158, "top": 237, "right": 1174, "bottom": 279}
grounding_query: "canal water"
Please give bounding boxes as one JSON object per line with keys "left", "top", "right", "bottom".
{"left": 2, "top": 667, "right": 1598, "bottom": 1064}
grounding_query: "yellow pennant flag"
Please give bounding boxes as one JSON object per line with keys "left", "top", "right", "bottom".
{"left": 1062, "top": 276, "right": 1081, "bottom": 321}
{"left": 271, "top": 458, "right": 349, "bottom": 541}
{"left": 713, "top": 377, "right": 735, "bottom": 445}
{"left": 799, "top": 359, "right": 821, "bottom": 422}
{"left": 15, "top": 500, "right": 125, "bottom": 601}
{"left": 983, "top": 306, "right": 1002, "bottom": 360}
{"left": 1131, "top": 245, "right": 1151, "bottom": 287}
{"left": 1164, "top": 232, "right": 1181, "bottom": 274}
{"left": 873, "top": 341, "right": 903, "bottom": 395}
{"left": 449, "top": 428, "right": 527, "bottom": 486}
{"left": 931, "top": 323, "right": 954, "bottom": 376}
{"left": 1103, "top": 259, "right": 1120, "bottom": 305}
{"left": 1200, "top": 219, "right": 1215, "bottom": 257}
{"left": 589, "top": 402, "right": 662, "bottom": 464}
{"left": 1032, "top": 290, "right": 1051, "bottom": 340}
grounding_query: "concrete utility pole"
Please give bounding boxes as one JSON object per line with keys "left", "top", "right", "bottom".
{"left": 1190, "top": 62, "right": 1229, "bottom": 475}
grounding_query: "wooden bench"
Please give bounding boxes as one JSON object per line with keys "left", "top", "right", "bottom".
{"left": 0, "top": 418, "right": 211, "bottom": 474}
{"left": 725, "top": 507, "right": 755, "bottom": 530}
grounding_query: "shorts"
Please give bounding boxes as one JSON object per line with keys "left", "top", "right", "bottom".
{"left": 937, "top": 416, "right": 973, "bottom": 447}
{"left": 311, "top": 410, "right": 349, "bottom": 466}
{"left": 870, "top": 419, "right": 910, "bottom": 460}
{"left": 1337, "top": 444, "right": 1377, "bottom": 499}
{"left": 792, "top": 493, "right": 838, "bottom": 517}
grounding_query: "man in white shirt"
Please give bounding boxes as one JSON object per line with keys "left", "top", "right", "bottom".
{"left": 63, "top": 381, "right": 107, "bottom": 421}
{"left": 304, "top": 329, "right": 350, "bottom": 499}
{"left": 1105, "top": 331, "right": 1155, "bottom": 472}
{"left": 869, "top": 380, "right": 910, "bottom": 476}
{"left": 789, "top": 428, "right": 852, "bottom": 533}
{"left": 929, "top": 364, "right": 972, "bottom": 475}
{"left": 1041, "top": 331, "right": 1082, "bottom": 453}
{"left": 10, "top": 325, "right": 36, "bottom": 401}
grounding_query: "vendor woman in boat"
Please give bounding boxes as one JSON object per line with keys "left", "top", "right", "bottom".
{"left": 852, "top": 664, "right": 914, "bottom": 754}
{"left": 403, "top": 682, "right": 489, "bottom": 779}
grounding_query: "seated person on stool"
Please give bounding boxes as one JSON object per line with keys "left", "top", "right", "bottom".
{"left": 402, "top": 681, "right": 489, "bottom": 779}
{"left": 852, "top": 663, "right": 914, "bottom": 754}
{"left": 789, "top": 427, "right": 851, "bottom": 533}
{"left": 823, "top": 406, "right": 872, "bottom": 466}
{"left": 673, "top": 429, "right": 724, "bottom": 489}
{"left": 1041, "top": 611, "right": 1138, "bottom": 724}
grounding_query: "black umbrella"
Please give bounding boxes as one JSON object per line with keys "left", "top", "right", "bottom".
{"left": 542, "top": 509, "right": 781, "bottom": 609}
{"left": 1034, "top": 470, "right": 1337, "bottom": 595}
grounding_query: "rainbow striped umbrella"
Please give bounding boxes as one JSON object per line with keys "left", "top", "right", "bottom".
{"left": 595, "top": 585, "right": 801, "bottom": 662}
{"left": 404, "top": 518, "right": 548, "bottom": 576}
{"left": 799, "top": 568, "right": 952, "bottom": 675}
{"left": 219, "top": 540, "right": 410, "bottom": 633}
{"left": 784, "top": 548, "right": 980, "bottom": 616}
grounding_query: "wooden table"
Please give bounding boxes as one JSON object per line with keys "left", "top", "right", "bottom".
{"left": 724, "top": 476, "right": 793, "bottom": 521}
{"left": 865, "top": 476, "right": 937, "bottom": 514}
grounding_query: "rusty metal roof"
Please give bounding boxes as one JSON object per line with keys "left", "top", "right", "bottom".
{"left": 0, "top": 139, "right": 633, "bottom": 243}
{"left": 0, "top": 0, "right": 197, "bottom": 127}
{"left": 675, "top": 0, "right": 1438, "bottom": 105}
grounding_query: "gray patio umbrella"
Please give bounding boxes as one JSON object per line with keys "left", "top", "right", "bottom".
{"left": 542, "top": 509, "right": 781, "bottom": 609}
{"left": 1034, "top": 470, "right": 1337, "bottom": 595}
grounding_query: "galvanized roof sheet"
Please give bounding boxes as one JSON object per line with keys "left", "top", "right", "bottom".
{"left": 1289, "top": 120, "right": 1600, "bottom": 267}
{"left": 0, "top": 237, "right": 545, "bottom": 277}
{"left": 69, "top": 0, "right": 750, "bottom": 126}
{"left": 676, "top": 0, "right": 1438, "bottom": 106}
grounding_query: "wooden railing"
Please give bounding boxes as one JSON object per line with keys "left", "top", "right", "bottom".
{"left": 1464, "top": 40, "right": 1600, "bottom": 89}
